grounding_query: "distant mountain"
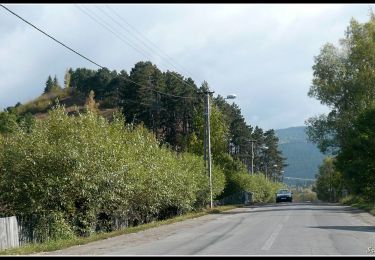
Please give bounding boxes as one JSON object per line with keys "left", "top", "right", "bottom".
{"left": 275, "top": 126, "right": 326, "bottom": 184}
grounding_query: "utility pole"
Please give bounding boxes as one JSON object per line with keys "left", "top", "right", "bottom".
{"left": 248, "top": 139, "right": 255, "bottom": 175}
{"left": 251, "top": 140, "right": 254, "bottom": 175}
{"left": 204, "top": 91, "right": 214, "bottom": 209}
{"left": 199, "top": 90, "right": 215, "bottom": 208}
{"left": 200, "top": 91, "right": 234, "bottom": 209}
{"left": 203, "top": 106, "right": 207, "bottom": 168}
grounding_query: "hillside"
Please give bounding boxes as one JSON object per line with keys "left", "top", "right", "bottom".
{"left": 15, "top": 92, "right": 325, "bottom": 185}
{"left": 275, "top": 126, "right": 326, "bottom": 185}
{"left": 15, "top": 91, "right": 326, "bottom": 185}
{"left": 13, "top": 88, "right": 118, "bottom": 121}
{"left": 3, "top": 64, "right": 287, "bottom": 188}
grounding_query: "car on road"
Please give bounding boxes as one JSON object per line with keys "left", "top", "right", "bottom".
{"left": 276, "top": 189, "right": 293, "bottom": 203}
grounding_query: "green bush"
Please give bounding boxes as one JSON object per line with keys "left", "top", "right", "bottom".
{"left": 292, "top": 189, "right": 318, "bottom": 202}
{"left": 340, "top": 195, "right": 365, "bottom": 205}
{"left": 0, "top": 106, "right": 225, "bottom": 241}
{"left": 230, "top": 171, "right": 284, "bottom": 203}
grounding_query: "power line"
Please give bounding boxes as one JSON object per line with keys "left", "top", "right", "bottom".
{"left": 84, "top": 5, "right": 203, "bottom": 92}
{"left": 1, "top": 4, "right": 196, "bottom": 100}
{"left": 75, "top": 4, "right": 199, "bottom": 96}
{"left": 103, "top": 4, "right": 201, "bottom": 83}
{"left": 75, "top": 5, "right": 153, "bottom": 60}
{"left": 93, "top": 5, "right": 156, "bottom": 59}
{"left": 0, "top": 4, "right": 104, "bottom": 69}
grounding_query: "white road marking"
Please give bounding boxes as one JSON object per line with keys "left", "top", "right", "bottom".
{"left": 261, "top": 212, "right": 291, "bottom": 251}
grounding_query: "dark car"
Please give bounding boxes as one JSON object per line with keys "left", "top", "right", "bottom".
{"left": 276, "top": 189, "right": 293, "bottom": 203}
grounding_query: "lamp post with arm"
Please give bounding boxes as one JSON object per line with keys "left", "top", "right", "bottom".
{"left": 203, "top": 93, "right": 236, "bottom": 209}
{"left": 247, "top": 139, "right": 256, "bottom": 175}
{"left": 272, "top": 164, "right": 278, "bottom": 182}
{"left": 280, "top": 170, "right": 285, "bottom": 183}
{"left": 260, "top": 145, "right": 268, "bottom": 178}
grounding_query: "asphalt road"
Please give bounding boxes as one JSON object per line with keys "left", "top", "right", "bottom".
{"left": 41, "top": 202, "right": 375, "bottom": 256}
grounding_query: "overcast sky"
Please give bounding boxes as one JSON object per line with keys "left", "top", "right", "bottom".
{"left": 1, "top": 4, "right": 374, "bottom": 130}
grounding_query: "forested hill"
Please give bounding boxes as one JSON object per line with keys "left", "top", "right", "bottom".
{"left": 275, "top": 126, "right": 325, "bottom": 181}
{"left": 1, "top": 61, "right": 287, "bottom": 183}
{"left": 0, "top": 61, "right": 287, "bottom": 242}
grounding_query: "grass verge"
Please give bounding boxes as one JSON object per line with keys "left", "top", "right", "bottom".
{"left": 341, "top": 195, "right": 375, "bottom": 216}
{"left": 0, "top": 205, "right": 239, "bottom": 255}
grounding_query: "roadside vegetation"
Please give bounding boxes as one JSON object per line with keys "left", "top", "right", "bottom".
{"left": 307, "top": 13, "right": 375, "bottom": 207}
{"left": 0, "top": 61, "right": 286, "bottom": 249}
{"left": 0, "top": 106, "right": 226, "bottom": 240}
{"left": 340, "top": 196, "right": 375, "bottom": 216}
{"left": 291, "top": 188, "right": 318, "bottom": 203}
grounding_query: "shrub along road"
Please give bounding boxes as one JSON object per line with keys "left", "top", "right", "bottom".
{"left": 39, "top": 202, "right": 375, "bottom": 255}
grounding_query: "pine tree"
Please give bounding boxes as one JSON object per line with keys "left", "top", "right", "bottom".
{"left": 44, "top": 75, "right": 54, "bottom": 93}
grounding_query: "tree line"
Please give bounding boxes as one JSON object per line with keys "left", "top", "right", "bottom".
{"left": 307, "top": 13, "right": 375, "bottom": 202}
{"left": 3, "top": 61, "right": 286, "bottom": 183}
{"left": 63, "top": 61, "right": 287, "bottom": 183}
{"left": 0, "top": 60, "right": 286, "bottom": 242}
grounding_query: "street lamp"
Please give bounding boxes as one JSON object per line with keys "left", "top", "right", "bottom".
{"left": 204, "top": 92, "right": 236, "bottom": 209}
{"left": 260, "top": 145, "right": 268, "bottom": 178}
{"left": 249, "top": 139, "right": 255, "bottom": 175}
{"left": 245, "top": 141, "right": 271, "bottom": 176}
{"left": 280, "top": 170, "right": 285, "bottom": 183}
{"left": 272, "top": 164, "right": 278, "bottom": 182}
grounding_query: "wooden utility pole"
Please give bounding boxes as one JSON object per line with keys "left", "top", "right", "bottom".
{"left": 248, "top": 139, "right": 255, "bottom": 175}
{"left": 200, "top": 90, "right": 214, "bottom": 208}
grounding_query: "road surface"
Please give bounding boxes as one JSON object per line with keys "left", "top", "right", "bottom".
{"left": 40, "top": 202, "right": 375, "bottom": 255}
